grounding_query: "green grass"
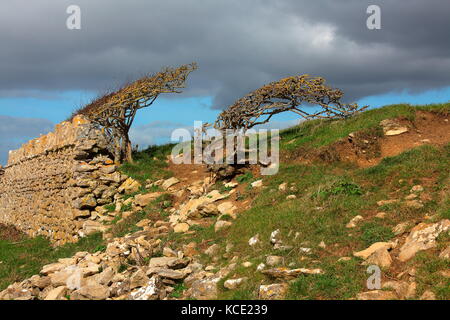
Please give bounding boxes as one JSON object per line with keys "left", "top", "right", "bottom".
{"left": 163, "top": 104, "right": 450, "bottom": 300}
{"left": 411, "top": 251, "right": 450, "bottom": 300}
{"left": 0, "top": 233, "right": 104, "bottom": 290}
{"left": 287, "top": 258, "right": 365, "bottom": 300}
{"left": 281, "top": 103, "right": 450, "bottom": 151}
{"left": 120, "top": 144, "right": 174, "bottom": 184}
{"left": 359, "top": 222, "right": 394, "bottom": 246}
{"left": 2, "top": 103, "right": 449, "bottom": 299}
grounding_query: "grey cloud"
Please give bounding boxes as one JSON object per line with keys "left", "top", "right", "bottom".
{"left": 0, "top": 116, "right": 54, "bottom": 165}
{"left": 0, "top": 0, "right": 449, "bottom": 110}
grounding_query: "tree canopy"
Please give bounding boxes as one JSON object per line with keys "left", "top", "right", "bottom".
{"left": 72, "top": 63, "right": 197, "bottom": 162}
{"left": 214, "top": 74, "right": 366, "bottom": 131}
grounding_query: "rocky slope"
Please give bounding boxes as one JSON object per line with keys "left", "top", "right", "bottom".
{"left": 1, "top": 104, "right": 449, "bottom": 300}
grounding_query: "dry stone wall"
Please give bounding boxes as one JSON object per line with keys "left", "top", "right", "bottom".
{"left": 0, "top": 116, "right": 128, "bottom": 245}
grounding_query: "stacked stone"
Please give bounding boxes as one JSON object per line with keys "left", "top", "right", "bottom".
{"left": 0, "top": 116, "right": 127, "bottom": 245}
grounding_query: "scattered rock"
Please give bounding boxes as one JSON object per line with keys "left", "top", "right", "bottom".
{"left": 174, "top": 223, "right": 190, "bottom": 233}
{"left": 256, "top": 263, "right": 266, "bottom": 271}
{"left": 161, "top": 177, "right": 180, "bottom": 190}
{"left": 392, "top": 222, "right": 410, "bottom": 235}
{"left": 118, "top": 177, "right": 142, "bottom": 194}
{"left": 217, "top": 202, "right": 237, "bottom": 218}
{"left": 405, "top": 200, "right": 424, "bottom": 209}
{"left": 134, "top": 192, "right": 163, "bottom": 207}
{"left": 188, "top": 278, "right": 219, "bottom": 300}
{"left": 259, "top": 283, "right": 288, "bottom": 300}
{"left": 382, "top": 281, "right": 416, "bottom": 299}
{"left": 379, "top": 119, "right": 408, "bottom": 136}
{"left": 363, "top": 248, "right": 392, "bottom": 269}
{"left": 410, "top": 185, "right": 424, "bottom": 193}
{"left": 354, "top": 242, "right": 396, "bottom": 260}
{"left": 357, "top": 290, "right": 397, "bottom": 300}
{"left": 262, "top": 267, "right": 322, "bottom": 280}
{"left": 439, "top": 245, "right": 450, "bottom": 259}
{"left": 205, "top": 244, "right": 220, "bottom": 257}
{"left": 215, "top": 220, "right": 232, "bottom": 232}
{"left": 266, "top": 256, "right": 283, "bottom": 267}
{"left": 248, "top": 234, "right": 260, "bottom": 246}
{"left": 251, "top": 180, "right": 263, "bottom": 188}
{"left": 420, "top": 290, "right": 436, "bottom": 300}
{"left": 377, "top": 199, "right": 399, "bottom": 207}
{"left": 224, "top": 278, "right": 247, "bottom": 290}
{"left": 74, "top": 283, "right": 109, "bottom": 300}
{"left": 346, "top": 215, "right": 364, "bottom": 228}
{"left": 44, "top": 286, "right": 68, "bottom": 300}
{"left": 398, "top": 219, "right": 450, "bottom": 262}
{"left": 129, "top": 276, "right": 162, "bottom": 300}
{"left": 375, "top": 212, "right": 387, "bottom": 219}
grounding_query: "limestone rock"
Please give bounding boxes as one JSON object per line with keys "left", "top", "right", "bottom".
{"left": 188, "top": 278, "right": 219, "bottom": 300}
{"left": 44, "top": 286, "right": 68, "bottom": 300}
{"left": 259, "top": 283, "right": 288, "bottom": 300}
{"left": 118, "top": 177, "right": 142, "bottom": 194}
{"left": 420, "top": 290, "right": 436, "bottom": 300}
{"left": 161, "top": 177, "right": 180, "bottom": 190}
{"left": 262, "top": 267, "right": 322, "bottom": 280}
{"left": 224, "top": 278, "right": 247, "bottom": 290}
{"left": 363, "top": 248, "right": 392, "bottom": 269}
{"left": 346, "top": 215, "right": 364, "bottom": 228}
{"left": 379, "top": 119, "right": 408, "bottom": 136}
{"left": 129, "top": 276, "right": 162, "bottom": 300}
{"left": 74, "top": 283, "right": 109, "bottom": 300}
{"left": 148, "top": 257, "right": 178, "bottom": 268}
{"left": 174, "top": 223, "right": 190, "bottom": 233}
{"left": 439, "top": 245, "right": 450, "bottom": 259}
{"left": 398, "top": 219, "right": 450, "bottom": 262}
{"left": 266, "top": 256, "right": 283, "bottom": 267}
{"left": 248, "top": 234, "right": 260, "bottom": 246}
{"left": 134, "top": 192, "right": 162, "bottom": 207}
{"left": 353, "top": 242, "right": 395, "bottom": 260}
{"left": 251, "top": 180, "right": 263, "bottom": 188}
{"left": 382, "top": 281, "right": 416, "bottom": 299}
{"left": 205, "top": 244, "right": 220, "bottom": 257}
{"left": 217, "top": 202, "right": 237, "bottom": 218}
{"left": 130, "top": 269, "right": 149, "bottom": 289}
{"left": 357, "top": 290, "right": 397, "bottom": 300}
{"left": 215, "top": 220, "right": 232, "bottom": 232}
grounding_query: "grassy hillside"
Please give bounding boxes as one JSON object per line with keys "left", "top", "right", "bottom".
{"left": 165, "top": 103, "right": 450, "bottom": 299}
{"left": 0, "top": 103, "right": 449, "bottom": 298}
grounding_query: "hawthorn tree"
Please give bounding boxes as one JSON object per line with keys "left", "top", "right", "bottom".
{"left": 214, "top": 74, "right": 366, "bottom": 131}
{"left": 206, "top": 74, "right": 366, "bottom": 179}
{"left": 72, "top": 63, "right": 197, "bottom": 163}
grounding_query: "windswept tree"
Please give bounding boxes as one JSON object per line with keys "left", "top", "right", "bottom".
{"left": 72, "top": 63, "right": 197, "bottom": 162}
{"left": 214, "top": 74, "right": 366, "bottom": 131}
{"left": 205, "top": 74, "right": 366, "bottom": 179}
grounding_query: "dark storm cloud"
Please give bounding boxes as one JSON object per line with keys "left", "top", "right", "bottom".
{"left": 0, "top": 0, "right": 449, "bottom": 110}
{"left": 0, "top": 116, "right": 54, "bottom": 165}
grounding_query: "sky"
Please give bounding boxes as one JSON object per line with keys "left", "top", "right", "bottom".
{"left": 1, "top": 0, "right": 450, "bottom": 165}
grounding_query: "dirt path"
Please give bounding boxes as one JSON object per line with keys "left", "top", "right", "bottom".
{"left": 338, "top": 111, "right": 450, "bottom": 167}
